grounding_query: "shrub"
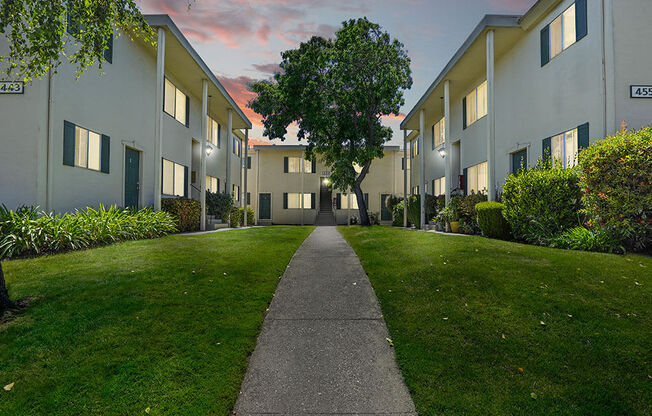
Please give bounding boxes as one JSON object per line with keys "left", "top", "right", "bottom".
{"left": 502, "top": 161, "right": 583, "bottom": 244}
{"left": 369, "top": 211, "right": 380, "bottom": 225}
{"left": 228, "top": 206, "right": 243, "bottom": 227}
{"left": 476, "top": 201, "right": 511, "bottom": 240}
{"left": 386, "top": 195, "right": 402, "bottom": 214}
{"left": 392, "top": 201, "right": 405, "bottom": 226}
{"left": 206, "top": 191, "right": 233, "bottom": 220}
{"left": 407, "top": 195, "right": 421, "bottom": 228}
{"left": 578, "top": 127, "right": 652, "bottom": 251}
{"left": 551, "top": 226, "right": 624, "bottom": 254}
{"left": 161, "top": 198, "right": 201, "bottom": 232}
{"left": 235, "top": 207, "right": 255, "bottom": 226}
{"left": 0, "top": 205, "right": 176, "bottom": 259}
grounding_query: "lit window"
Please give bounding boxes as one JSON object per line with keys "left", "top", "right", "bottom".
{"left": 467, "top": 162, "right": 488, "bottom": 194}
{"left": 465, "top": 81, "right": 487, "bottom": 127}
{"left": 74, "top": 126, "right": 102, "bottom": 171}
{"left": 287, "top": 157, "right": 312, "bottom": 173}
{"left": 433, "top": 176, "right": 446, "bottom": 196}
{"left": 233, "top": 137, "right": 242, "bottom": 157}
{"left": 286, "top": 193, "right": 311, "bottom": 209}
{"left": 163, "top": 78, "right": 188, "bottom": 125}
{"left": 432, "top": 117, "right": 446, "bottom": 149}
{"left": 207, "top": 116, "right": 220, "bottom": 147}
{"left": 162, "top": 158, "right": 185, "bottom": 197}
{"left": 551, "top": 127, "right": 578, "bottom": 168}
{"left": 550, "top": 3, "right": 577, "bottom": 59}
{"left": 206, "top": 175, "right": 219, "bottom": 193}
{"left": 233, "top": 184, "right": 240, "bottom": 201}
{"left": 410, "top": 138, "right": 419, "bottom": 158}
{"left": 341, "top": 194, "right": 359, "bottom": 210}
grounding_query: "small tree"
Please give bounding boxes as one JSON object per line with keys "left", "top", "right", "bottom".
{"left": 249, "top": 18, "right": 412, "bottom": 225}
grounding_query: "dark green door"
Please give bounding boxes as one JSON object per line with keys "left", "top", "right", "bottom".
{"left": 259, "top": 193, "right": 271, "bottom": 220}
{"left": 381, "top": 194, "right": 392, "bottom": 221}
{"left": 512, "top": 149, "right": 527, "bottom": 175}
{"left": 124, "top": 148, "right": 140, "bottom": 209}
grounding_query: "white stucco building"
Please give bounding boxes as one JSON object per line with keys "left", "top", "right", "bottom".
{"left": 0, "top": 15, "right": 251, "bottom": 230}
{"left": 401, "top": 0, "right": 652, "bottom": 227}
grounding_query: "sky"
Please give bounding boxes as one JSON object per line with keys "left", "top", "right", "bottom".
{"left": 139, "top": 0, "right": 534, "bottom": 146}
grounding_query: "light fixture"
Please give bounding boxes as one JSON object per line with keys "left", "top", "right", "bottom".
{"left": 322, "top": 178, "right": 330, "bottom": 186}
{"left": 438, "top": 147, "right": 447, "bottom": 158}
{"left": 206, "top": 145, "right": 213, "bottom": 156}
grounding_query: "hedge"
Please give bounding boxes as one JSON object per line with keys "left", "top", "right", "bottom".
{"left": 161, "top": 198, "right": 201, "bottom": 232}
{"left": 475, "top": 201, "right": 511, "bottom": 240}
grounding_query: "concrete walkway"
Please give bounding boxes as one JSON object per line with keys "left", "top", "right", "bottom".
{"left": 234, "top": 226, "right": 416, "bottom": 416}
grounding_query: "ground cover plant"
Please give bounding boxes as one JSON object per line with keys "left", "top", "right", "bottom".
{"left": 339, "top": 226, "right": 651, "bottom": 416}
{"left": 0, "top": 226, "right": 314, "bottom": 415}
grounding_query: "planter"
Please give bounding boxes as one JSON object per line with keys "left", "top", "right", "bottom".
{"left": 449, "top": 221, "right": 460, "bottom": 233}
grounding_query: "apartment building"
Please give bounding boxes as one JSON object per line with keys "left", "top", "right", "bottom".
{"left": 0, "top": 15, "right": 251, "bottom": 230}
{"left": 247, "top": 145, "right": 405, "bottom": 225}
{"left": 401, "top": 0, "right": 652, "bottom": 227}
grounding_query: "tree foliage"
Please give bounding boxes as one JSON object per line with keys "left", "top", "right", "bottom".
{"left": 0, "top": 0, "right": 154, "bottom": 81}
{"left": 248, "top": 17, "right": 412, "bottom": 225}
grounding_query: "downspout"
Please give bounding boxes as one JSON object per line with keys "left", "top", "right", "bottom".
{"left": 45, "top": 65, "right": 53, "bottom": 212}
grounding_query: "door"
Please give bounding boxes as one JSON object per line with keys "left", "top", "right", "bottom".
{"left": 259, "top": 193, "right": 271, "bottom": 220}
{"left": 381, "top": 194, "right": 392, "bottom": 221}
{"left": 124, "top": 148, "right": 140, "bottom": 209}
{"left": 511, "top": 149, "right": 527, "bottom": 175}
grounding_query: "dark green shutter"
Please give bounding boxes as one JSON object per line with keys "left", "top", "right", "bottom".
{"left": 283, "top": 156, "right": 288, "bottom": 173}
{"left": 217, "top": 178, "right": 220, "bottom": 193}
{"left": 336, "top": 193, "right": 341, "bottom": 210}
{"left": 576, "top": 0, "right": 588, "bottom": 41}
{"left": 462, "top": 168, "right": 468, "bottom": 196}
{"left": 311, "top": 159, "right": 316, "bottom": 173}
{"left": 542, "top": 137, "right": 552, "bottom": 164}
{"left": 577, "top": 122, "right": 590, "bottom": 150}
{"left": 217, "top": 125, "right": 221, "bottom": 148}
{"left": 401, "top": 157, "right": 404, "bottom": 170}
{"left": 432, "top": 180, "right": 435, "bottom": 195}
{"left": 431, "top": 125, "right": 435, "bottom": 149}
{"left": 100, "top": 134, "right": 110, "bottom": 173}
{"left": 462, "top": 97, "right": 467, "bottom": 129}
{"left": 63, "top": 120, "right": 75, "bottom": 166}
{"left": 311, "top": 193, "right": 315, "bottom": 209}
{"left": 247, "top": 156, "right": 251, "bottom": 169}
{"left": 185, "top": 96, "right": 190, "bottom": 127}
{"left": 103, "top": 34, "right": 113, "bottom": 64}
{"left": 541, "top": 25, "right": 550, "bottom": 66}
{"left": 184, "top": 166, "right": 189, "bottom": 198}
{"left": 247, "top": 192, "right": 251, "bottom": 205}
{"left": 283, "top": 193, "right": 288, "bottom": 209}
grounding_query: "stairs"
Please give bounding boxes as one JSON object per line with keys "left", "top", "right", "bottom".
{"left": 206, "top": 214, "right": 229, "bottom": 230}
{"left": 316, "top": 187, "right": 336, "bottom": 226}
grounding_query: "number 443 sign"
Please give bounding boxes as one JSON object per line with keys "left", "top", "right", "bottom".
{"left": 0, "top": 81, "right": 24, "bottom": 94}
{"left": 631, "top": 85, "right": 652, "bottom": 98}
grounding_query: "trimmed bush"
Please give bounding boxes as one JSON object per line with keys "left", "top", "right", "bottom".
{"left": 502, "top": 162, "right": 583, "bottom": 244}
{"left": 0, "top": 205, "right": 177, "bottom": 259}
{"left": 234, "top": 207, "right": 255, "bottom": 226}
{"left": 161, "top": 198, "right": 201, "bottom": 232}
{"left": 578, "top": 127, "right": 652, "bottom": 251}
{"left": 476, "top": 201, "right": 511, "bottom": 240}
{"left": 206, "top": 191, "right": 233, "bottom": 221}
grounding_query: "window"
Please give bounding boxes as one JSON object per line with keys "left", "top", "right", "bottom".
{"left": 341, "top": 194, "right": 358, "bottom": 210}
{"left": 164, "top": 78, "right": 188, "bottom": 125}
{"left": 542, "top": 1, "right": 587, "bottom": 66}
{"left": 551, "top": 127, "right": 578, "bottom": 168}
{"left": 206, "top": 175, "right": 219, "bottom": 193}
{"left": 410, "top": 138, "right": 419, "bottom": 158}
{"left": 467, "top": 162, "right": 488, "bottom": 194}
{"left": 412, "top": 186, "right": 419, "bottom": 195}
{"left": 433, "top": 177, "right": 446, "bottom": 196}
{"left": 207, "top": 116, "right": 220, "bottom": 147}
{"left": 286, "top": 157, "right": 313, "bottom": 173}
{"left": 246, "top": 192, "right": 251, "bottom": 205}
{"left": 233, "top": 137, "right": 241, "bottom": 157}
{"left": 286, "top": 193, "right": 312, "bottom": 209}
{"left": 73, "top": 126, "right": 101, "bottom": 171}
{"left": 432, "top": 117, "right": 446, "bottom": 149}
{"left": 233, "top": 184, "right": 240, "bottom": 201}
{"left": 247, "top": 156, "right": 252, "bottom": 169}
{"left": 464, "top": 81, "right": 487, "bottom": 127}
{"left": 162, "top": 159, "right": 186, "bottom": 197}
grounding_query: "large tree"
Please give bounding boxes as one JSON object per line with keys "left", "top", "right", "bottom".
{"left": 249, "top": 18, "right": 412, "bottom": 225}
{"left": 0, "top": 0, "right": 153, "bottom": 314}
{"left": 0, "top": 0, "right": 153, "bottom": 81}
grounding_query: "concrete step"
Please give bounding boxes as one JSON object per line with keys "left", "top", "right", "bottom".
{"left": 316, "top": 211, "right": 337, "bottom": 226}
{"left": 209, "top": 223, "right": 229, "bottom": 230}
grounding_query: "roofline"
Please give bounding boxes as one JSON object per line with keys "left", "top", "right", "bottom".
{"left": 253, "top": 144, "right": 402, "bottom": 151}
{"left": 400, "top": 14, "right": 521, "bottom": 130}
{"left": 144, "top": 14, "right": 252, "bottom": 129}
{"left": 519, "top": 0, "right": 562, "bottom": 30}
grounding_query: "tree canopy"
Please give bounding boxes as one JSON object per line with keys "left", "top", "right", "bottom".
{"left": 249, "top": 17, "right": 412, "bottom": 225}
{"left": 0, "top": 0, "right": 154, "bottom": 81}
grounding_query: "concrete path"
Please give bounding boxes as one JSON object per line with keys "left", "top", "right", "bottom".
{"left": 234, "top": 227, "right": 416, "bottom": 416}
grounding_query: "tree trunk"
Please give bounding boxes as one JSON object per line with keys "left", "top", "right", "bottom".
{"left": 352, "top": 183, "right": 371, "bottom": 226}
{"left": 0, "top": 262, "right": 15, "bottom": 313}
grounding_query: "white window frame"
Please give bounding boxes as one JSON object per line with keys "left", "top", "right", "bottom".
{"left": 551, "top": 127, "right": 578, "bottom": 168}
{"left": 340, "top": 193, "right": 359, "bottom": 210}
{"left": 287, "top": 157, "right": 312, "bottom": 173}
{"left": 233, "top": 184, "right": 240, "bottom": 201}
{"left": 432, "top": 117, "right": 446, "bottom": 149}
{"left": 162, "top": 158, "right": 186, "bottom": 197}
{"left": 465, "top": 81, "right": 487, "bottom": 127}
{"left": 233, "top": 137, "right": 242, "bottom": 157}
{"left": 164, "top": 78, "right": 188, "bottom": 126}
{"left": 206, "top": 175, "right": 219, "bottom": 193}
{"left": 467, "top": 161, "right": 488, "bottom": 195}
{"left": 549, "top": 3, "right": 577, "bottom": 60}
{"left": 74, "top": 125, "right": 102, "bottom": 171}
{"left": 433, "top": 176, "right": 446, "bottom": 196}
{"left": 207, "top": 116, "right": 220, "bottom": 147}
{"left": 286, "top": 192, "right": 311, "bottom": 209}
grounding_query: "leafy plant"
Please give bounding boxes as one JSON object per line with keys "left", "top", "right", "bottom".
{"left": 476, "top": 201, "right": 511, "bottom": 240}
{"left": 502, "top": 160, "right": 583, "bottom": 245}
{"left": 369, "top": 212, "right": 380, "bottom": 225}
{"left": 206, "top": 191, "right": 233, "bottom": 221}
{"left": 551, "top": 226, "right": 624, "bottom": 253}
{"left": 161, "top": 198, "right": 201, "bottom": 232}
{"left": 232, "top": 207, "right": 255, "bottom": 227}
{"left": 392, "top": 201, "right": 405, "bottom": 226}
{"left": 577, "top": 127, "right": 652, "bottom": 252}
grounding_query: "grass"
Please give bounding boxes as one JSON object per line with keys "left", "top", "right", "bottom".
{"left": 338, "top": 226, "right": 651, "bottom": 416}
{"left": 0, "top": 226, "right": 314, "bottom": 415}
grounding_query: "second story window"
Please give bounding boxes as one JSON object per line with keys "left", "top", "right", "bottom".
{"left": 541, "top": 1, "right": 587, "bottom": 66}
{"left": 233, "top": 137, "right": 241, "bottom": 157}
{"left": 432, "top": 117, "right": 445, "bottom": 149}
{"left": 464, "top": 81, "right": 487, "bottom": 128}
{"left": 164, "top": 78, "right": 189, "bottom": 126}
{"left": 284, "top": 157, "right": 313, "bottom": 173}
{"left": 410, "top": 138, "right": 419, "bottom": 158}
{"left": 207, "top": 116, "right": 220, "bottom": 147}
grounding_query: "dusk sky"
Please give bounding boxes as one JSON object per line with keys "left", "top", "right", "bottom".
{"left": 139, "top": 0, "right": 534, "bottom": 146}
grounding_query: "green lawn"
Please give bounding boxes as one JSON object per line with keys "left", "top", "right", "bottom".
{"left": 0, "top": 226, "right": 314, "bottom": 415}
{"left": 339, "top": 226, "right": 651, "bottom": 416}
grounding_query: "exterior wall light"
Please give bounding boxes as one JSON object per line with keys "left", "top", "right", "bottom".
{"left": 206, "top": 145, "right": 213, "bottom": 156}
{"left": 438, "top": 148, "right": 447, "bottom": 158}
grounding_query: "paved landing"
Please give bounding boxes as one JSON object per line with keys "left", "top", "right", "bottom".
{"left": 234, "top": 226, "right": 416, "bottom": 416}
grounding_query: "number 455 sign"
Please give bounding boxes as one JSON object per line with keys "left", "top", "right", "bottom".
{"left": 0, "top": 81, "right": 24, "bottom": 94}
{"left": 631, "top": 85, "right": 652, "bottom": 98}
